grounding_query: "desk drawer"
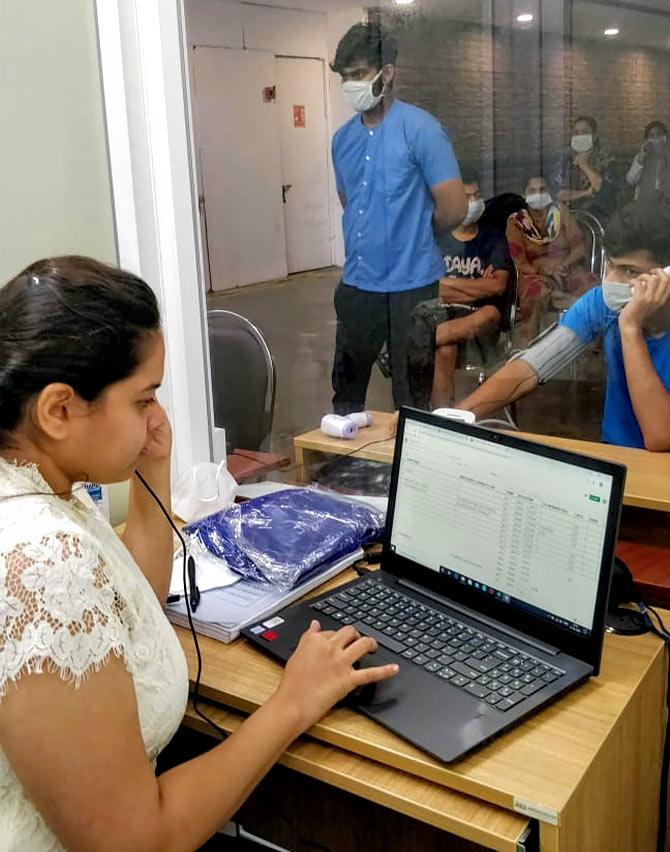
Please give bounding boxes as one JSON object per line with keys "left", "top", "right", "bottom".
{"left": 182, "top": 703, "right": 532, "bottom": 852}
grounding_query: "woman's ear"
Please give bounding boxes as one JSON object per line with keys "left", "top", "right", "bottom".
{"left": 31, "top": 384, "right": 88, "bottom": 442}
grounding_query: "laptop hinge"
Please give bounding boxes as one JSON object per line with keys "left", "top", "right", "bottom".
{"left": 397, "top": 578, "right": 560, "bottom": 657}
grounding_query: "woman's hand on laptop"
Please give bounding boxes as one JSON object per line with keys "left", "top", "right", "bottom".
{"left": 273, "top": 620, "right": 399, "bottom": 731}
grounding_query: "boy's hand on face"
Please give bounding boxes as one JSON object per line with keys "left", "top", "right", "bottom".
{"left": 619, "top": 268, "right": 670, "bottom": 332}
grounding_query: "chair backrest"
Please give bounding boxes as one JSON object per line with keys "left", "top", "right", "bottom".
{"left": 207, "top": 309, "right": 276, "bottom": 452}
{"left": 499, "top": 261, "right": 519, "bottom": 339}
{"left": 459, "top": 263, "right": 519, "bottom": 374}
{"left": 572, "top": 209, "right": 606, "bottom": 281}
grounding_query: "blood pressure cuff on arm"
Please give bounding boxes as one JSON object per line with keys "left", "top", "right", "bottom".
{"left": 511, "top": 324, "right": 587, "bottom": 384}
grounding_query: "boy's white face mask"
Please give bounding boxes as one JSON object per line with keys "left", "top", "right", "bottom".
{"left": 602, "top": 275, "right": 670, "bottom": 333}
{"left": 342, "top": 69, "right": 385, "bottom": 113}
{"left": 462, "top": 198, "right": 486, "bottom": 226}
{"left": 601, "top": 281, "right": 633, "bottom": 314}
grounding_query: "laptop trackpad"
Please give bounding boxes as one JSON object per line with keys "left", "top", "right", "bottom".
{"left": 349, "top": 648, "right": 403, "bottom": 708}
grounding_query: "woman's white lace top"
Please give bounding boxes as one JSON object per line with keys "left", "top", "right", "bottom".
{"left": 0, "top": 459, "right": 189, "bottom": 851}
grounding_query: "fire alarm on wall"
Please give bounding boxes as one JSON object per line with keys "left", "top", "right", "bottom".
{"left": 293, "top": 105, "right": 305, "bottom": 127}
{"left": 263, "top": 86, "right": 276, "bottom": 102}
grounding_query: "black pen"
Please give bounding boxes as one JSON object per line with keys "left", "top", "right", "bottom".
{"left": 188, "top": 555, "right": 201, "bottom": 611}
{"left": 167, "top": 555, "right": 201, "bottom": 611}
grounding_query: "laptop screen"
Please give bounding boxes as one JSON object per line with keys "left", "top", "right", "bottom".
{"left": 389, "top": 418, "right": 615, "bottom": 637}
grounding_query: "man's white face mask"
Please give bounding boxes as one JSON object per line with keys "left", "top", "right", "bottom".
{"left": 601, "top": 282, "right": 633, "bottom": 314}
{"left": 342, "top": 69, "right": 385, "bottom": 113}
{"left": 602, "top": 272, "right": 670, "bottom": 333}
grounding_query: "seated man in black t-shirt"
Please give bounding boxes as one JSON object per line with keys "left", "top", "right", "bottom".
{"left": 408, "top": 177, "right": 513, "bottom": 409}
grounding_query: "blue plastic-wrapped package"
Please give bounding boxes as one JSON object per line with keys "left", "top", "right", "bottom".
{"left": 184, "top": 487, "right": 384, "bottom": 589}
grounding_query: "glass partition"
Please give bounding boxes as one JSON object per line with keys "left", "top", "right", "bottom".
{"left": 185, "top": 0, "right": 670, "bottom": 470}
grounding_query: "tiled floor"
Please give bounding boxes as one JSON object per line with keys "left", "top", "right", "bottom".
{"left": 208, "top": 268, "right": 605, "bottom": 457}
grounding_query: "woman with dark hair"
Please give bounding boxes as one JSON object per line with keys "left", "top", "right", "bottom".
{"left": 626, "top": 120, "right": 670, "bottom": 202}
{"left": 554, "top": 115, "right": 617, "bottom": 221}
{"left": 0, "top": 257, "right": 397, "bottom": 850}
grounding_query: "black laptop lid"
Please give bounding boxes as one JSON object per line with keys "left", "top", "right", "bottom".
{"left": 383, "top": 408, "right": 626, "bottom": 671}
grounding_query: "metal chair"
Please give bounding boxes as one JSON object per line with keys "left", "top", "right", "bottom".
{"left": 460, "top": 264, "right": 520, "bottom": 429}
{"left": 571, "top": 209, "right": 606, "bottom": 281}
{"left": 461, "top": 262, "right": 519, "bottom": 384}
{"left": 207, "top": 309, "right": 276, "bottom": 453}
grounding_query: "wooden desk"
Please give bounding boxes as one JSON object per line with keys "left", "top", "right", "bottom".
{"left": 174, "top": 568, "right": 669, "bottom": 852}
{"left": 514, "top": 432, "right": 670, "bottom": 514}
{"left": 226, "top": 449, "right": 289, "bottom": 484}
{"left": 183, "top": 703, "right": 531, "bottom": 851}
{"left": 293, "top": 414, "right": 670, "bottom": 605}
{"left": 293, "top": 411, "right": 396, "bottom": 475}
{"left": 293, "top": 412, "right": 670, "bottom": 513}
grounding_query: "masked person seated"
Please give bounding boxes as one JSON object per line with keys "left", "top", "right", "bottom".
{"left": 626, "top": 120, "right": 670, "bottom": 203}
{"left": 407, "top": 176, "right": 514, "bottom": 409}
{"left": 508, "top": 175, "right": 595, "bottom": 345}
{"left": 554, "top": 115, "right": 617, "bottom": 222}
{"left": 457, "top": 198, "right": 670, "bottom": 450}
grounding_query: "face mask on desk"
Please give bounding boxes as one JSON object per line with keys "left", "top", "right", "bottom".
{"left": 342, "top": 70, "right": 385, "bottom": 113}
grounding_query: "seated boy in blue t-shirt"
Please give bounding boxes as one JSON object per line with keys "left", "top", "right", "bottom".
{"left": 457, "top": 197, "right": 670, "bottom": 450}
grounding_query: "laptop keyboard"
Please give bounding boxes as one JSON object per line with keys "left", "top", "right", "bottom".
{"left": 311, "top": 579, "right": 565, "bottom": 712}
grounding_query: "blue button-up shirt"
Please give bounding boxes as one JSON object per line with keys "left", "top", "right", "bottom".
{"left": 332, "top": 100, "right": 460, "bottom": 293}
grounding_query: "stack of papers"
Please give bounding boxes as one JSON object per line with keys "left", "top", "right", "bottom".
{"left": 166, "top": 548, "right": 363, "bottom": 643}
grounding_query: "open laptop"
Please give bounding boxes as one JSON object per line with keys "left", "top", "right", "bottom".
{"left": 243, "top": 408, "right": 625, "bottom": 763}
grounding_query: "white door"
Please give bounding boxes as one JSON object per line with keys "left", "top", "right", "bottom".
{"left": 192, "top": 47, "right": 287, "bottom": 290}
{"left": 276, "top": 57, "right": 332, "bottom": 274}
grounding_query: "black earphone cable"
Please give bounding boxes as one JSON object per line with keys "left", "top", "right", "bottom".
{"left": 129, "top": 393, "right": 533, "bottom": 746}
{"left": 134, "top": 470, "right": 225, "bottom": 740}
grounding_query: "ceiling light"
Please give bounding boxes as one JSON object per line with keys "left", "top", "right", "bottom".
{"left": 604, "top": 27, "right": 620, "bottom": 36}
{"left": 394, "top": 0, "right": 415, "bottom": 5}
{"left": 516, "top": 13, "right": 534, "bottom": 23}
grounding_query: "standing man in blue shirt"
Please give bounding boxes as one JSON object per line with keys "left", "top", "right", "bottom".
{"left": 330, "top": 23, "right": 467, "bottom": 414}
{"left": 457, "top": 198, "right": 670, "bottom": 451}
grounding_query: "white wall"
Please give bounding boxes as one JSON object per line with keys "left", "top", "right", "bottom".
{"left": 100, "top": 0, "right": 213, "bottom": 481}
{"left": 0, "top": 0, "right": 117, "bottom": 283}
{"left": 326, "top": 7, "right": 364, "bottom": 267}
{"left": 185, "top": 0, "right": 364, "bottom": 270}
{"left": 0, "top": 0, "right": 132, "bottom": 525}
{"left": 185, "top": 0, "right": 243, "bottom": 47}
